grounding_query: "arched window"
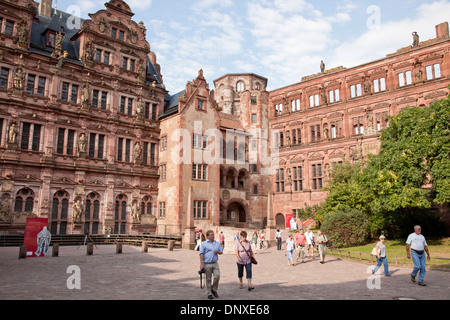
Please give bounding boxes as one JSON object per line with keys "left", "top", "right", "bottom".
{"left": 50, "top": 190, "right": 69, "bottom": 234}
{"left": 114, "top": 194, "right": 128, "bottom": 234}
{"left": 14, "top": 188, "right": 35, "bottom": 213}
{"left": 236, "top": 81, "right": 245, "bottom": 92}
{"left": 85, "top": 192, "right": 101, "bottom": 234}
{"left": 141, "top": 195, "right": 153, "bottom": 215}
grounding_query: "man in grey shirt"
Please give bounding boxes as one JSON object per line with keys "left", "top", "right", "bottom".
{"left": 406, "top": 225, "right": 431, "bottom": 286}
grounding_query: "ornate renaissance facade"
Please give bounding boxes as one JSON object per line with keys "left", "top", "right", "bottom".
{"left": 269, "top": 22, "right": 450, "bottom": 229}
{"left": 0, "top": 0, "right": 166, "bottom": 235}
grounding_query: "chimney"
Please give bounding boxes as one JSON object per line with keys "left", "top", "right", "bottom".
{"left": 38, "top": 0, "right": 52, "bottom": 18}
{"left": 435, "top": 22, "right": 449, "bottom": 39}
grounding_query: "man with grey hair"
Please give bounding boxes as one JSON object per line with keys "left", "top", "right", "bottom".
{"left": 406, "top": 225, "right": 431, "bottom": 286}
{"left": 199, "top": 230, "right": 223, "bottom": 299}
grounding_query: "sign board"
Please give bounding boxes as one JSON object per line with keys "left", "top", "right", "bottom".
{"left": 285, "top": 213, "right": 293, "bottom": 229}
{"left": 23, "top": 218, "right": 51, "bottom": 257}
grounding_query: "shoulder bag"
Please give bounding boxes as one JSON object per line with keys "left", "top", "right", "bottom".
{"left": 240, "top": 240, "right": 257, "bottom": 264}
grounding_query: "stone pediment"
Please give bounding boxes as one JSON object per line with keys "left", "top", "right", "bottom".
{"left": 308, "top": 151, "right": 325, "bottom": 160}
{"left": 14, "top": 174, "right": 42, "bottom": 183}
{"left": 51, "top": 176, "right": 77, "bottom": 185}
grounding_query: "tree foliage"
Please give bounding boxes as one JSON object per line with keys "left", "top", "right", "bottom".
{"left": 320, "top": 95, "right": 450, "bottom": 241}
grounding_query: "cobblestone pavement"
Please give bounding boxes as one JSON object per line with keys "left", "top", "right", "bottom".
{"left": 0, "top": 244, "right": 449, "bottom": 301}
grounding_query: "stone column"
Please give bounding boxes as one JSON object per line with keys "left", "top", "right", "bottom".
{"left": 182, "top": 186, "right": 196, "bottom": 250}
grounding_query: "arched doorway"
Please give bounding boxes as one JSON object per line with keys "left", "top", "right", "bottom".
{"left": 221, "top": 200, "right": 249, "bottom": 227}
{"left": 275, "top": 213, "right": 285, "bottom": 229}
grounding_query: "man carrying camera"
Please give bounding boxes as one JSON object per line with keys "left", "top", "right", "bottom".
{"left": 199, "top": 230, "right": 223, "bottom": 299}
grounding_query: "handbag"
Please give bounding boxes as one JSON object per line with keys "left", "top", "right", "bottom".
{"left": 371, "top": 247, "right": 378, "bottom": 255}
{"left": 240, "top": 240, "right": 257, "bottom": 264}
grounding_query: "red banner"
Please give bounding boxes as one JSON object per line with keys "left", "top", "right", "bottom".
{"left": 23, "top": 218, "right": 50, "bottom": 257}
{"left": 285, "top": 213, "right": 293, "bottom": 229}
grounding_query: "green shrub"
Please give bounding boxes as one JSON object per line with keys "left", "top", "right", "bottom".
{"left": 322, "top": 208, "right": 370, "bottom": 248}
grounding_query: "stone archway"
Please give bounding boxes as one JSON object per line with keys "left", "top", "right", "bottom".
{"left": 275, "top": 213, "right": 285, "bottom": 229}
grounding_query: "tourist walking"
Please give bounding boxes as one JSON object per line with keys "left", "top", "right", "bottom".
{"left": 316, "top": 230, "right": 329, "bottom": 264}
{"left": 194, "top": 229, "right": 203, "bottom": 251}
{"left": 305, "top": 228, "right": 315, "bottom": 258}
{"left": 199, "top": 230, "right": 223, "bottom": 299}
{"left": 285, "top": 233, "right": 295, "bottom": 266}
{"left": 276, "top": 229, "right": 283, "bottom": 250}
{"left": 295, "top": 229, "right": 307, "bottom": 263}
{"left": 251, "top": 231, "right": 258, "bottom": 253}
{"left": 372, "top": 235, "right": 390, "bottom": 276}
{"left": 235, "top": 231, "right": 256, "bottom": 291}
{"left": 406, "top": 225, "right": 431, "bottom": 286}
{"left": 259, "top": 230, "right": 267, "bottom": 249}
{"left": 218, "top": 231, "right": 225, "bottom": 250}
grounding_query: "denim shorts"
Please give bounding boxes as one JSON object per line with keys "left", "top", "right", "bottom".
{"left": 237, "top": 262, "right": 252, "bottom": 279}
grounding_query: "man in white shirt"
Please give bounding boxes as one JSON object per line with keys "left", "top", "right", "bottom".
{"left": 406, "top": 225, "right": 431, "bottom": 286}
{"left": 305, "top": 228, "right": 315, "bottom": 259}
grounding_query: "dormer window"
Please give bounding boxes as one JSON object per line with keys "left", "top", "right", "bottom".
{"left": 47, "top": 31, "right": 56, "bottom": 48}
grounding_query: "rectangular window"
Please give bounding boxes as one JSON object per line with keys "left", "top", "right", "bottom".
{"left": 119, "top": 30, "right": 125, "bottom": 41}
{"left": 117, "top": 138, "right": 123, "bottom": 161}
{"left": 92, "top": 90, "right": 99, "bottom": 108}
{"left": 193, "top": 200, "right": 208, "bottom": 219}
{"left": 122, "top": 57, "right": 128, "bottom": 70}
{"left": 61, "top": 82, "right": 69, "bottom": 101}
{"left": 120, "top": 96, "right": 126, "bottom": 113}
{"left": 192, "top": 164, "right": 208, "bottom": 181}
{"left": 160, "top": 165, "right": 166, "bottom": 181}
{"left": 20, "top": 123, "right": 41, "bottom": 151}
{"left": 95, "top": 49, "right": 101, "bottom": 62}
{"left": 100, "top": 92, "right": 107, "bottom": 110}
{"left": 399, "top": 71, "right": 412, "bottom": 86}
{"left": 5, "top": 20, "right": 14, "bottom": 36}
{"left": 160, "top": 136, "right": 167, "bottom": 151}
{"left": 152, "top": 104, "right": 157, "bottom": 120}
{"left": 70, "top": 84, "right": 78, "bottom": 103}
{"left": 197, "top": 100, "right": 204, "bottom": 110}
{"left": 312, "top": 164, "right": 323, "bottom": 190}
{"left": 111, "top": 28, "right": 117, "bottom": 38}
{"left": 350, "top": 84, "right": 362, "bottom": 98}
{"left": 159, "top": 202, "right": 165, "bottom": 218}
{"left": 103, "top": 52, "right": 110, "bottom": 65}
{"left": 67, "top": 129, "right": 75, "bottom": 155}
{"left": 26, "top": 74, "right": 36, "bottom": 95}
{"left": 37, "top": 77, "right": 46, "bottom": 97}
{"left": 251, "top": 114, "right": 257, "bottom": 123}
{"left": 0, "top": 67, "right": 9, "bottom": 89}
{"left": 127, "top": 98, "right": 133, "bottom": 115}
{"left": 293, "top": 166, "right": 303, "bottom": 191}
{"left": 329, "top": 89, "right": 339, "bottom": 103}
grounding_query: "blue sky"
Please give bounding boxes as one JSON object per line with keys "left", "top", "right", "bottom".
{"left": 55, "top": 0, "right": 450, "bottom": 94}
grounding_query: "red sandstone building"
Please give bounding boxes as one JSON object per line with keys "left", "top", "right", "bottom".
{"left": 0, "top": 0, "right": 448, "bottom": 244}
{"left": 269, "top": 22, "right": 450, "bottom": 230}
{"left": 0, "top": 0, "right": 166, "bottom": 235}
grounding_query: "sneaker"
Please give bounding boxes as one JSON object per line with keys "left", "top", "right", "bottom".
{"left": 418, "top": 282, "right": 427, "bottom": 286}
{"left": 411, "top": 275, "right": 416, "bottom": 283}
{"left": 385, "top": 274, "right": 391, "bottom": 277}
{"left": 211, "top": 290, "right": 219, "bottom": 298}
{"left": 208, "top": 294, "right": 214, "bottom": 300}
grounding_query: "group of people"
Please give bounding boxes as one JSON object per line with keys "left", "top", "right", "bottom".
{"left": 372, "top": 225, "right": 431, "bottom": 286}
{"left": 198, "top": 229, "right": 256, "bottom": 299}
{"left": 283, "top": 228, "right": 329, "bottom": 265}
{"left": 197, "top": 225, "right": 432, "bottom": 299}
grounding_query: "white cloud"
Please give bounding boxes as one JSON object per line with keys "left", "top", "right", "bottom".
{"left": 329, "top": 0, "right": 450, "bottom": 69}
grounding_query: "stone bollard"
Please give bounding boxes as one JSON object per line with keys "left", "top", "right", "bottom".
{"left": 168, "top": 240, "right": 174, "bottom": 251}
{"left": 87, "top": 243, "right": 94, "bottom": 255}
{"left": 142, "top": 241, "right": 148, "bottom": 253}
{"left": 19, "top": 245, "right": 27, "bottom": 259}
{"left": 52, "top": 244, "right": 59, "bottom": 257}
{"left": 116, "top": 243, "right": 122, "bottom": 254}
